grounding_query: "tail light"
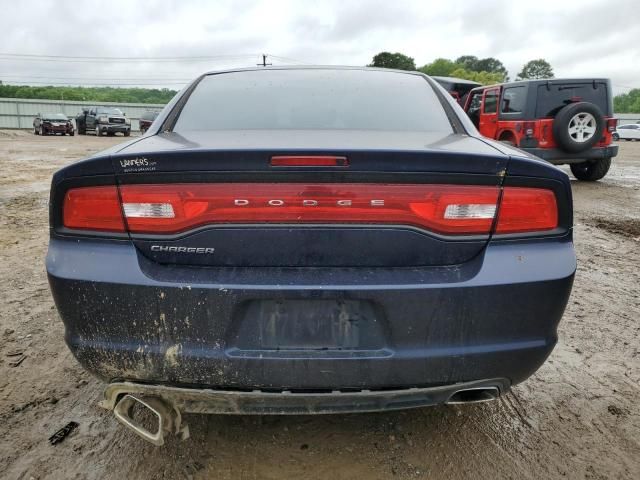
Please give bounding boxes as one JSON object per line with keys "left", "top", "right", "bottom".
{"left": 63, "top": 186, "right": 125, "bottom": 232}
{"left": 496, "top": 187, "right": 557, "bottom": 233}
{"left": 523, "top": 121, "right": 536, "bottom": 137}
{"left": 606, "top": 118, "right": 617, "bottom": 133}
{"left": 61, "top": 184, "right": 558, "bottom": 236}
{"left": 118, "top": 184, "right": 500, "bottom": 235}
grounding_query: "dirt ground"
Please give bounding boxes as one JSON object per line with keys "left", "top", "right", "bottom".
{"left": 0, "top": 130, "right": 638, "bottom": 480}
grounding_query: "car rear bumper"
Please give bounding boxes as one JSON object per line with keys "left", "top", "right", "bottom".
{"left": 522, "top": 145, "right": 618, "bottom": 164}
{"left": 101, "top": 378, "right": 509, "bottom": 415}
{"left": 47, "top": 237, "right": 575, "bottom": 395}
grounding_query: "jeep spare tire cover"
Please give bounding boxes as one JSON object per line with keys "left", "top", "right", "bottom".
{"left": 553, "top": 102, "right": 605, "bottom": 153}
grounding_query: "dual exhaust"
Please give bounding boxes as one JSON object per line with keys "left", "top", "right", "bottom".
{"left": 109, "top": 385, "right": 500, "bottom": 446}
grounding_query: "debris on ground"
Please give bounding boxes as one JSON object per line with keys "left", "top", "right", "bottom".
{"left": 48, "top": 422, "right": 79, "bottom": 445}
{"left": 8, "top": 355, "right": 26, "bottom": 367}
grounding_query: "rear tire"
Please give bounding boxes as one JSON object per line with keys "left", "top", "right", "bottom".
{"left": 34, "top": 126, "right": 38, "bottom": 135}
{"left": 612, "top": 132, "right": 619, "bottom": 141}
{"left": 39, "top": 125, "right": 45, "bottom": 136}
{"left": 570, "top": 158, "right": 612, "bottom": 181}
{"left": 553, "top": 102, "right": 604, "bottom": 153}
{"left": 124, "top": 130, "right": 130, "bottom": 137}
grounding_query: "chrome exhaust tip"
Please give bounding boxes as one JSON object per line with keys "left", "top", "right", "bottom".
{"left": 113, "top": 394, "right": 189, "bottom": 446}
{"left": 445, "top": 386, "right": 500, "bottom": 405}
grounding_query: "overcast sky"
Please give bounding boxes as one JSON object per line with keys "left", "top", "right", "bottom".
{"left": 1, "top": 0, "right": 638, "bottom": 94}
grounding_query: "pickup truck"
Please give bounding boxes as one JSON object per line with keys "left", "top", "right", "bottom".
{"left": 76, "top": 106, "right": 131, "bottom": 137}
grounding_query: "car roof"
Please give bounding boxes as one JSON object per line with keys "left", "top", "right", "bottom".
{"left": 201, "top": 65, "right": 429, "bottom": 77}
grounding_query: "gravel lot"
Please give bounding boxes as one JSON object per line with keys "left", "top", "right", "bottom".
{"left": 0, "top": 131, "right": 638, "bottom": 480}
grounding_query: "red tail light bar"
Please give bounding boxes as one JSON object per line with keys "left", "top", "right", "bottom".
{"left": 62, "top": 183, "right": 558, "bottom": 236}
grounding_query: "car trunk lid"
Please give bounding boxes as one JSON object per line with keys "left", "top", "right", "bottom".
{"left": 111, "top": 131, "right": 508, "bottom": 268}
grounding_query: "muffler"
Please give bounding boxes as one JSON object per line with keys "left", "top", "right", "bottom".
{"left": 113, "top": 394, "right": 190, "bottom": 446}
{"left": 445, "top": 387, "right": 500, "bottom": 405}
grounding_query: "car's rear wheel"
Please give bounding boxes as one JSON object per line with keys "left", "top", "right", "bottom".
{"left": 612, "top": 132, "right": 619, "bottom": 141}
{"left": 553, "top": 102, "right": 604, "bottom": 153}
{"left": 39, "top": 126, "right": 45, "bottom": 136}
{"left": 570, "top": 158, "right": 611, "bottom": 181}
{"left": 124, "top": 130, "right": 130, "bottom": 137}
{"left": 34, "top": 126, "right": 38, "bottom": 135}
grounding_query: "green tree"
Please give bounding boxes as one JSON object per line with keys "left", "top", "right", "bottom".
{"left": 449, "top": 68, "right": 504, "bottom": 85}
{"left": 614, "top": 89, "right": 640, "bottom": 113}
{"left": 0, "top": 84, "right": 177, "bottom": 104}
{"left": 454, "top": 56, "right": 508, "bottom": 81}
{"left": 517, "top": 59, "right": 554, "bottom": 80}
{"left": 455, "top": 55, "right": 480, "bottom": 71}
{"left": 418, "top": 58, "right": 458, "bottom": 76}
{"left": 368, "top": 52, "right": 416, "bottom": 71}
{"left": 475, "top": 58, "right": 508, "bottom": 81}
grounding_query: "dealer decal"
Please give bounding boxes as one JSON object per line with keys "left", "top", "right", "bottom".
{"left": 119, "top": 157, "right": 157, "bottom": 172}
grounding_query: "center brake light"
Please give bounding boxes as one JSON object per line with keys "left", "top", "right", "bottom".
{"left": 62, "top": 184, "right": 558, "bottom": 236}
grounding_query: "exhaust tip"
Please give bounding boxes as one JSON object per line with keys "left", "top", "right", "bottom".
{"left": 114, "top": 394, "right": 168, "bottom": 446}
{"left": 446, "top": 386, "right": 500, "bottom": 405}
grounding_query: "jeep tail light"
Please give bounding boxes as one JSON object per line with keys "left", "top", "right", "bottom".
{"left": 523, "top": 122, "right": 536, "bottom": 138}
{"left": 495, "top": 187, "right": 558, "bottom": 233}
{"left": 606, "top": 118, "right": 617, "bottom": 133}
{"left": 118, "top": 183, "right": 501, "bottom": 235}
{"left": 63, "top": 186, "right": 126, "bottom": 232}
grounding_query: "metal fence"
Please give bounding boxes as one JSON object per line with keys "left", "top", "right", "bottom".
{"left": 0, "top": 97, "right": 166, "bottom": 131}
{"left": 616, "top": 113, "right": 640, "bottom": 125}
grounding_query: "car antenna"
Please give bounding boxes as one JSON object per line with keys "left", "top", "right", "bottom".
{"left": 257, "top": 54, "right": 272, "bottom": 67}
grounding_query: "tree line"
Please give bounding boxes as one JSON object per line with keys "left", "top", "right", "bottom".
{"left": 613, "top": 89, "right": 640, "bottom": 114}
{"left": 0, "top": 84, "right": 178, "bottom": 104}
{"left": 368, "top": 52, "right": 555, "bottom": 84}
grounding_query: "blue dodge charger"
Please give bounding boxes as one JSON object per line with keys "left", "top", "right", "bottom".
{"left": 47, "top": 67, "right": 575, "bottom": 445}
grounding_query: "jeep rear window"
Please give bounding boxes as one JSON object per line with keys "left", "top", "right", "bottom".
{"left": 535, "top": 82, "right": 609, "bottom": 118}
{"left": 173, "top": 69, "right": 453, "bottom": 132}
{"left": 501, "top": 86, "right": 526, "bottom": 114}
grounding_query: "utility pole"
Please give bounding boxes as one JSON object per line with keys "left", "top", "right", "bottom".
{"left": 257, "top": 54, "right": 272, "bottom": 67}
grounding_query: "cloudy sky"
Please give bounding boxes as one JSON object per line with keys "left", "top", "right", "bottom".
{"left": 1, "top": 0, "right": 638, "bottom": 94}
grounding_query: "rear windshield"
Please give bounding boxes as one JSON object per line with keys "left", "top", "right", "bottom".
{"left": 43, "top": 113, "right": 68, "bottom": 121}
{"left": 97, "top": 107, "right": 123, "bottom": 115}
{"left": 141, "top": 111, "right": 159, "bottom": 121}
{"left": 535, "top": 82, "right": 609, "bottom": 117}
{"left": 173, "top": 69, "right": 452, "bottom": 132}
